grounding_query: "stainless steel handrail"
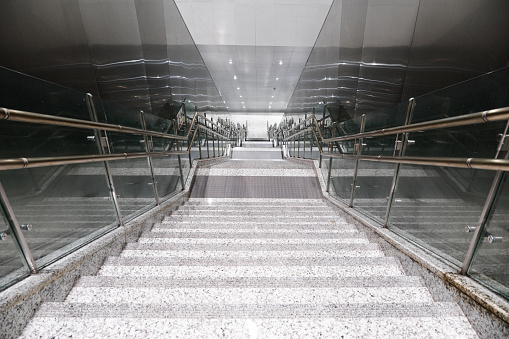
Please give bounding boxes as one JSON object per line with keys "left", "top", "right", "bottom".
{"left": 281, "top": 105, "right": 509, "bottom": 173}
{"left": 0, "top": 107, "right": 233, "bottom": 142}
{"left": 321, "top": 152, "right": 509, "bottom": 172}
{"left": 322, "top": 106, "right": 509, "bottom": 143}
{"left": 0, "top": 107, "right": 188, "bottom": 141}
{"left": 0, "top": 151, "right": 189, "bottom": 171}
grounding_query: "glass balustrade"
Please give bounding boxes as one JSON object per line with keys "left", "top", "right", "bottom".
{"left": 0, "top": 67, "right": 233, "bottom": 290}
{"left": 0, "top": 206, "right": 29, "bottom": 290}
{"left": 282, "top": 66, "right": 509, "bottom": 300}
{"left": 468, "top": 173, "right": 509, "bottom": 298}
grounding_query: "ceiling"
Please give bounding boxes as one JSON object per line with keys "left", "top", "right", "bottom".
{"left": 174, "top": 0, "right": 334, "bottom": 115}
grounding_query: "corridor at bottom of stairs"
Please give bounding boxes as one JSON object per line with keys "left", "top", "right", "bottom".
{"left": 20, "top": 155, "right": 479, "bottom": 338}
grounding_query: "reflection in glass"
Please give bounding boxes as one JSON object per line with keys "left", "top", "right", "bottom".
{"left": 389, "top": 164, "right": 493, "bottom": 265}
{"left": 0, "top": 202, "right": 29, "bottom": 290}
{"left": 109, "top": 159, "right": 156, "bottom": 221}
{"left": 328, "top": 158, "right": 357, "bottom": 204}
{"left": 1, "top": 164, "right": 117, "bottom": 269}
{"left": 469, "top": 173, "right": 509, "bottom": 298}
{"left": 353, "top": 161, "right": 395, "bottom": 223}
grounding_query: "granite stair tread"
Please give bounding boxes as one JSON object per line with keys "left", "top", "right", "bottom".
{"left": 74, "top": 276, "right": 426, "bottom": 288}
{"left": 20, "top": 159, "right": 479, "bottom": 338}
{"left": 21, "top": 303, "right": 478, "bottom": 339}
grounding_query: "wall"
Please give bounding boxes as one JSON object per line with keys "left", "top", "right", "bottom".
{"left": 231, "top": 113, "right": 284, "bottom": 140}
{"left": 0, "top": 0, "right": 226, "bottom": 116}
{"left": 285, "top": 0, "right": 509, "bottom": 122}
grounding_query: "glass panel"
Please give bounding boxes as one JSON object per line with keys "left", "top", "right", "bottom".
{"left": 411, "top": 67, "right": 509, "bottom": 124}
{"left": 94, "top": 97, "right": 143, "bottom": 129}
{"left": 353, "top": 161, "right": 395, "bottom": 222}
{"left": 0, "top": 66, "right": 91, "bottom": 121}
{"left": 152, "top": 155, "right": 182, "bottom": 200}
{"left": 328, "top": 158, "right": 357, "bottom": 204}
{"left": 363, "top": 102, "right": 407, "bottom": 132}
{"left": 468, "top": 173, "right": 509, "bottom": 298}
{"left": 1, "top": 164, "right": 117, "bottom": 269}
{"left": 0, "top": 203, "right": 29, "bottom": 290}
{"left": 109, "top": 158, "right": 156, "bottom": 221}
{"left": 405, "top": 122, "right": 505, "bottom": 159}
{"left": 388, "top": 164, "right": 494, "bottom": 266}
{"left": 144, "top": 112, "right": 173, "bottom": 133}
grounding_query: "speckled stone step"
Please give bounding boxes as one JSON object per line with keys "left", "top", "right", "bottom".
{"left": 21, "top": 303, "right": 478, "bottom": 339}
{"left": 141, "top": 230, "right": 365, "bottom": 240}
{"left": 98, "top": 258, "right": 405, "bottom": 279}
{"left": 119, "top": 248, "right": 385, "bottom": 259}
{"left": 198, "top": 159, "right": 311, "bottom": 169}
{"left": 153, "top": 221, "right": 352, "bottom": 230}
{"left": 186, "top": 198, "right": 327, "bottom": 206}
{"left": 65, "top": 285, "right": 434, "bottom": 304}
{"left": 150, "top": 227, "right": 357, "bottom": 234}
{"left": 75, "top": 276, "right": 425, "bottom": 289}
{"left": 176, "top": 205, "right": 332, "bottom": 212}
{"left": 137, "top": 237, "right": 370, "bottom": 245}
{"left": 170, "top": 211, "right": 340, "bottom": 218}
{"left": 123, "top": 242, "right": 383, "bottom": 252}
{"left": 159, "top": 218, "right": 349, "bottom": 225}
{"left": 163, "top": 215, "right": 341, "bottom": 223}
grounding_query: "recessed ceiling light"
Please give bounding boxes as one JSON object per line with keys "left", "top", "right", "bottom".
{"left": 229, "top": 59, "right": 233, "bottom": 64}
{"left": 234, "top": 75, "right": 237, "bottom": 80}
{"left": 276, "top": 77, "right": 279, "bottom": 80}
{"left": 279, "top": 61, "right": 283, "bottom": 65}
{"left": 242, "top": 102, "right": 244, "bottom": 104}
{"left": 271, "top": 95, "right": 274, "bottom": 98}
{"left": 237, "top": 87, "right": 240, "bottom": 90}
{"left": 240, "top": 95, "right": 242, "bottom": 98}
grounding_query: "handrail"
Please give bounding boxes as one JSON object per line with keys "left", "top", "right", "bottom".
{"left": 0, "top": 107, "right": 188, "bottom": 141}
{"left": 0, "top": 151, "right": 188, "bottom": 171}
{"left": 0, "top": 107, "right": 233, "bottom": 142}
{"left": 323, "top": 106, "right": 509, "bottom": 143}
{"left": 321, "top": 152, "right": 509, "bottom": 172}
{"left": 281, "top": 105, "right": 509, "bottom": 173}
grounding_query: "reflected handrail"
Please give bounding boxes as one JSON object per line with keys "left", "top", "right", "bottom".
{"left": 282, "top": 105, "right": 509, "bottom": 173}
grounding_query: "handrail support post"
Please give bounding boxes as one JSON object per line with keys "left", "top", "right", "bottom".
{"left": 384, "top": 98, "right": 415, "bottom": 227}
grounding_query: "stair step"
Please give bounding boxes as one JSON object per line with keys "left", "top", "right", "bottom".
{"left": 163, "top": 215, "right": 338, "bottom": 221}
{"left": 119, "top": 249, "right": 385, "bottom": 259}
{"left": 123, "top": 242, "right": 382, "bottom": 252}
{"left": 141, "top": 230, "right": 365, "bottom": 239}
{"left": 158, "top": 220, "right": 350, "bottom": 228}
{"left": 33, "top": 301, "right": 466, "bottom": 319}
{"left": 172, "top": 209, "right": 335, "bottom": 216}
{"left": 22, "top": 313, "right": 478, "bottom": 338}
{"left": 65, "top": 286, "right": 434, "bottom": 304}
{"left": 150, "top": 228, "right": 357, "bottom": 234}
{"left": 75, "top": 276, "right": 424, "bottom": 289}
{"left": 103, "top": 256, "right": 398, "bottom": 267}
{"left": 178, "top": 205, "right": 332, "bottom": 211}
{"left": 98, "top": 258, "right": 405, "bottom": 278}
{"left": 186, "top": 198, "right": 327, "bottom": 206}
{"left": 137, "top": 237, "right": 370, "bottom": 245}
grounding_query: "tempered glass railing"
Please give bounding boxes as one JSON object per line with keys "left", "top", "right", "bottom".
{"left": 0, "top": 67, "right": 236, "bottom": 290}
{"left": 281, "top": 66, "right": 509, "bottom": 299}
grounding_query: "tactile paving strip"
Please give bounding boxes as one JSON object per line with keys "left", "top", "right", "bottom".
{"left": 190, "top": 176, "right": 322, "bottom": 199}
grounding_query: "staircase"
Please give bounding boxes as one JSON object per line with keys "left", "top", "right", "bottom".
{"left": 19, "top": 153, "right": 479, "bottom": 338}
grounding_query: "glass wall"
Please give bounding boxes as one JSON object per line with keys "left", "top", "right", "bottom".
{"left": 283, "top": 67, "right": 509, "bottom": 299}
{"left": 0, "top": 67, "right": 231, "bottom": 291}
